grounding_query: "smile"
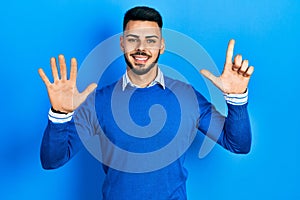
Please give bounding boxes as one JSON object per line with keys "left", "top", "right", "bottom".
{"left": 132, "top": 55, "right": 151, "bottom": 64}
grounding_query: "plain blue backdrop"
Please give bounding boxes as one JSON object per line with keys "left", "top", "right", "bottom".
{"left": 1, "top": 0, "right": 299, "bottom": 199}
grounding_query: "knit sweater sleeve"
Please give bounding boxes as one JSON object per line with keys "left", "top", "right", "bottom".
{"left": 40, "top": 119, "right": 82, "bottom": 169}
{"left": 40, "top": 92, "right": 99, "bottom": 169}
{"left": 196, "top": 90, "right": 252, "bottom": 154}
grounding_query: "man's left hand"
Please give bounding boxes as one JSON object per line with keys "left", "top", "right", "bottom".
{"left": 200, "top": 39, "right": 254, "bottom": 94}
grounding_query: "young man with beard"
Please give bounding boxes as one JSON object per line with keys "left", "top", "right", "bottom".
{"left": 38, "top": 6, "right": 254, "bottom": 200}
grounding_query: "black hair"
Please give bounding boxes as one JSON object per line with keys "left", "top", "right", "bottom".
{"left": 123, "top": 6, "right": 163, "bottom": 30}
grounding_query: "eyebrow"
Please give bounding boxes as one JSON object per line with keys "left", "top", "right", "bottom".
{"left": 146, "top": 35, "right": 159, "bottom": 39}
{"left": 125, "top": 34, "right": 159, "bottom": 39}
{"left": 125, "top": 34, "right": 139, "bottom": 38}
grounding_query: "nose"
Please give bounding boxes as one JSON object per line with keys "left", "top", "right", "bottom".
{"left": 136, "top": 39, "right": 146, "bottom": 51}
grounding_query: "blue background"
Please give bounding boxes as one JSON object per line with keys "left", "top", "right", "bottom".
{"left": 1, "top": 0, "right": 299, "bottom": 199}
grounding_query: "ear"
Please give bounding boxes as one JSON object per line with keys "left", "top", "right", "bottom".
{"left": 120, "top": 36, "right": 125, "bottom": 52}
{"left": 159, "top": 38, "right": 165, "bottom": 54}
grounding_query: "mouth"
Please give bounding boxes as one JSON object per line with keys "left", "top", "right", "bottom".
{"left": 130, "top": 52, "right": 151, "bottom": 65}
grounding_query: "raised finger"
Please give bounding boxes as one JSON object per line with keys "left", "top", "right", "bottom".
{"left": 50, "top": 57, "right": 59, "bottom": 81}
{"left": 59, "top": 54, "right": 67, "bottom": 81}
{"left": 238, "top": 59, "right": 249, "bottom": 75}
{"left": 38, "top": 68, "right": 51, "bottom": 86}
{"left": 233, "top": 54, "right": 242, "bottom": 71}
{"left": 244, "top": 66, "right": 254, "bottom": 77}
{"left": 225, "top": 39, "right": 235, "bottom": 66}
{"left": 70, "top": 57, "right": 77, "bottom": 82}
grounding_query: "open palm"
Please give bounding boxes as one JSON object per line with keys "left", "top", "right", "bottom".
{"left": 201, "top": 39, "right": 254, "bottom": 94}
{"left": 38, "top": 55, "right": 97, "bottom": 113}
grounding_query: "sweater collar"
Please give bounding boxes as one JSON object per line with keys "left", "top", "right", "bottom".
{"left": 122, "top": 68, "right": 165, "bottom": 91}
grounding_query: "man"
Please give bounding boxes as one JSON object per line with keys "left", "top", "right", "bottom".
{"left": 38, "top": 6, "right": 254, "bottom": 200}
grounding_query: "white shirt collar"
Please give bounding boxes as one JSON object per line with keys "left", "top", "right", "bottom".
{"left": 122, "top": 68, "right": 165, "bottom": 91}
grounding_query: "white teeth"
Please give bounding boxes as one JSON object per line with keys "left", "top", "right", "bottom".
{"left": 135, "top": 57, "right": 147, "bottom": 61}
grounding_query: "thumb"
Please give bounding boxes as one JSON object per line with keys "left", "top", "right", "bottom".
{"left": 81, "top": 83, "right": 98, "bottom": 98}
{"left": 200, "top": 69, "right": 218, "bottom": 84}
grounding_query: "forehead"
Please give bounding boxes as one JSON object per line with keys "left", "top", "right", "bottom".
{"left": 124, "top": 20, "right": 161, "bottom": 37}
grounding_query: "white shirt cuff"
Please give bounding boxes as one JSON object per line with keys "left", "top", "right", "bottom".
{"left": 48, "top": 108, "right": 74, "bottom": 123}
{"left": 223, "top": 89, "right": 248, "bottom": 105}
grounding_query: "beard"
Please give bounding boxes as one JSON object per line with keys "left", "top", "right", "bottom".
{"left": 124, "top": 51, "right": 160, "bottom": 76}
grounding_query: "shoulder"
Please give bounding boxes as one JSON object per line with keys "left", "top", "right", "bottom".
{"left": 164, "top": 76, "right": 201, "bottom": 95}
{"left": 164, "top": 75, "right": 209, "bottom": 104}
{"left": 164, "top": 76, "right": 192, "bottom": 89}
{"left": 95, "top": 80, "right": 121, "bottom": 97}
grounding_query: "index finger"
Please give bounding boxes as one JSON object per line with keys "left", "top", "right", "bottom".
{"left": 70, "top": 57, "right": 77, "bottom": 82}
{"left": 225, "top": 39, "right": 235, "bottom": 65}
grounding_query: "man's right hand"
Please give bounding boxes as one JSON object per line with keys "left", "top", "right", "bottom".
{"left": 38, "top": 54, "right": 97, "bottom": 113}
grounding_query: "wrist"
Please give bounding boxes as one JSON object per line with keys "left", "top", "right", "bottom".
{"left": 51, "top": 107, "right": 69, "bottom": 114}
{"left": 48, "top": 108, "right": 74, "bottom": 123}
{"left": 223, "top": 89, "right": 248, "bottom": 105}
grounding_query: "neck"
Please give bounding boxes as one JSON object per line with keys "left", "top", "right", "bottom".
{"left": 127, "top": 66, "right": 158, "bottom": 88}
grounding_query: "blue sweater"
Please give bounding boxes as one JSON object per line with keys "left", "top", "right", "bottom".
{"left": 40, "top": 77, "right": 251, "bottom": 200}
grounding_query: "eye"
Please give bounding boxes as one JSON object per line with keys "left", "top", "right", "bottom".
{"left": 127, "top": 38, "right": 139, "bottom": 43}
{"left": 146, "top": 39, "right": 156, "bottom": 44}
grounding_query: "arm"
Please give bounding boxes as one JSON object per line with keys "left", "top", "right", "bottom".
{"left": 199, "top": 39, "right": 254, "bottom": 154}
{"left": 38, "top": 55, "right": 97, "bottom": 169}
{"left": 196, "top": 90, "right": 251, "bottom": 154}
{"left": 40, "top": 116, "right": 82, "bottom": 169}
{"left": 222, "top": 103, "right": 251, "bottom": 153}
{"left": 221, "top": 92, "right": 251, "bottom": 153}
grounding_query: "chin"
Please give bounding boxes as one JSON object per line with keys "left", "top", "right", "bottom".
{"left": 130, "top": 64, "right": 155, "bottom": 75}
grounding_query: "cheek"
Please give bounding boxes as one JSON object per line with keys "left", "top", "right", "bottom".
{"left": 124, "top": 53, "right": 132, "bottom": 61}
{"left": 124, "top": 43, "right": 137, "bottom": 53}
{"left": 149, "top": 49, "right": 160, "bottom": 58}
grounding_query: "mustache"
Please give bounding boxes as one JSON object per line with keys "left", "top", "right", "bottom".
{"left": 130, "top": 51, "right": 151, "bottom": 57}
